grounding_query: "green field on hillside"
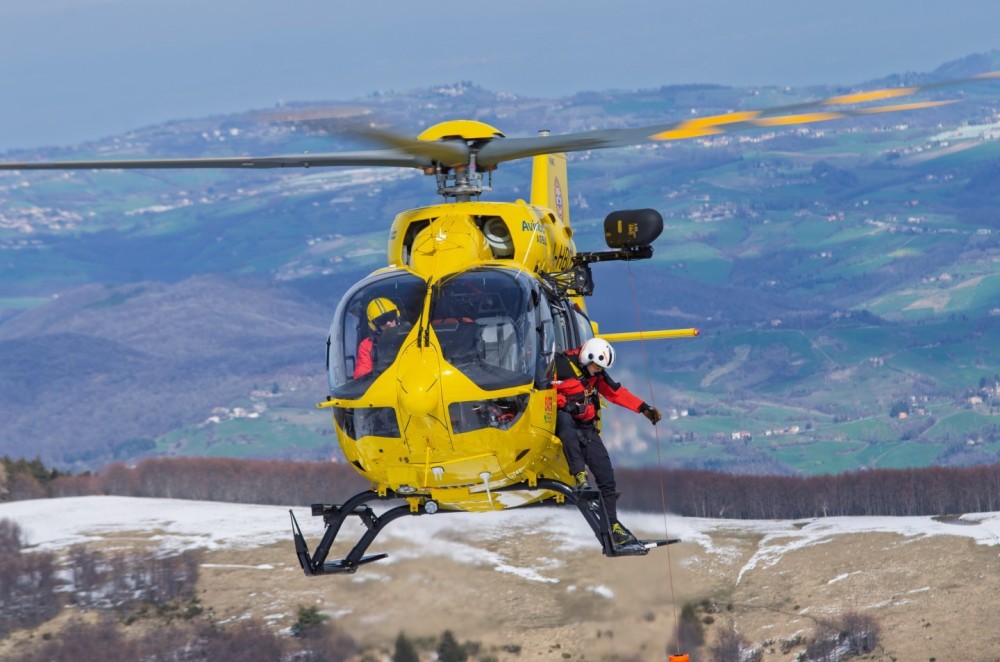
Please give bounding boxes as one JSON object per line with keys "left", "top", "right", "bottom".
{"left": 156, "top": 408, "right": 337, "bottom": 460}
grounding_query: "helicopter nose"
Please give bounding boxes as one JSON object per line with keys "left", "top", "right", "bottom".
{"left": 396, "top": 346, "right": 441, "bottom": 417}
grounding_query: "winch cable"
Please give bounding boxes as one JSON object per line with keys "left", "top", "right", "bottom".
{"left": 625, "top": 260, "right": 685, "bottom": 660}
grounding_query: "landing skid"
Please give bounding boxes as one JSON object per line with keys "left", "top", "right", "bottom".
{"left": 290, "top": 481, "right": 679, "bottom": 576}
{"left": 526, "top": 479, "right": 680, "bottom": 558}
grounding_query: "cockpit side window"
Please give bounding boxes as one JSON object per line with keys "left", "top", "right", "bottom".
{"left": 571, "top": 304, "right": 595, "bottom": 348}
{"left": 535, "top": 291, "right": 555, "bottom": 388}
{"left": 547, "top": 296, "right": 572, "bottom": 353}
{"left": 328, "top": 271, "right": 426, "bottom": 399}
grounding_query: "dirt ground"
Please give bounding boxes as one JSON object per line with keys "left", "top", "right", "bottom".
{"left": 3, "top": 512, "right": 999, "bottom": 661}
{"left": 196, "top": 534, "right": 702, "bottom": 660}
{"left": 190, "top": 520, "right": 1000, "bottom": 661}
{"left": 727, "top": 532, "right": 1000, "bottom": 661}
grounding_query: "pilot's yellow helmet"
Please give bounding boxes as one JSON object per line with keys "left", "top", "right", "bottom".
{"left": 366, "top": 297, "right": 399, "bottom": 331}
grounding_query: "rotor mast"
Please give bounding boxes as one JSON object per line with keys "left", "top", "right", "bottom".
{"left": 430, "top": 152, "right": 493, "bottom": 201}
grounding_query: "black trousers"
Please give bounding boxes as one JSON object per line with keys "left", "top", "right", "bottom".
{"left": 556, "top": 410, "right": 619, "bottom": 522}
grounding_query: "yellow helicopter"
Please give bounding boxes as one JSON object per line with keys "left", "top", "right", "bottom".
{"left": 1, "top": 72, "right": 996, "bottom": 573}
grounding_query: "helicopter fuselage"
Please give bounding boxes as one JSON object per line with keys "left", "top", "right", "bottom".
{"left": 322, "top": 199, "right": 593, "bottom": 513}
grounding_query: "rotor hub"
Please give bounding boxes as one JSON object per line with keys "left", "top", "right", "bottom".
{"left": 417, "top": 121, "right": 504, "bottom": 201}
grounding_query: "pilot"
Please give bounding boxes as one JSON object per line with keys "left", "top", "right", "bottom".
{"left": 354, "top": 297, "right": 400, "bottom": 379}
{"left": 553, "top": 337, "right": 661, "bottom": 548}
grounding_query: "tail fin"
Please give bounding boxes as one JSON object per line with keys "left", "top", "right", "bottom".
{"left": 531, "top": 150, "right": 570, "bottom": 225}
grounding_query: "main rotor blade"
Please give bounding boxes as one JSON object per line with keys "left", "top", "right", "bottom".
{"left": 0, "top": 148, "right": 433, "bottom": 171}
{"left": 477, "top": 71, "right": 999, "bottom": 166}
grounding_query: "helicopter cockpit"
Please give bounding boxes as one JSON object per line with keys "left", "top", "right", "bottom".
{"left": 327, "top": 266, "right": 561, "bottom": 402}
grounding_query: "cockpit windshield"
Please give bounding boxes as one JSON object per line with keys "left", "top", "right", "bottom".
{"left": 430, "top": 268, "right": 552, "bottom": 391}
{"left": 327, "top": 270, "right": 426, "bottom": 399}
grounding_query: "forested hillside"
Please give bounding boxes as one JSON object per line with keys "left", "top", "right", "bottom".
{"left": 5, "top": 456, "right": 999, "bottom": 521}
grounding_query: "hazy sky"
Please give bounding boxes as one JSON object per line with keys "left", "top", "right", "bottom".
{"left": 2, "top": 0, "right": 999, "bottom": 151}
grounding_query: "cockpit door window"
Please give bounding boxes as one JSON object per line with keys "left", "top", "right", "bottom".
{"left": 328, "top": 270, "right": 426, "bottom": 399}
{"left": 430, "top": 268, "right": 539, "bottom": 391}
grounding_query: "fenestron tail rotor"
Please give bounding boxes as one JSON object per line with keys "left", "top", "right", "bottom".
{"left": 1, "top": 70, "right": 997, "bottom": 200}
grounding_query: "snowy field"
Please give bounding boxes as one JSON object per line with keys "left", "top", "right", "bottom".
{"left": 2, "top": 496, "right": 999, "bottom": 578}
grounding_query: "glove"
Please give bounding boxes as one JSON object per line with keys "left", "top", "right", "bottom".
{"left": 640, "top": 403, "right": 662, "bottom": 425}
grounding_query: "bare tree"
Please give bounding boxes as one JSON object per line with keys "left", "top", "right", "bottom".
{"left": 6, "top": 617, "right": 139, "bottom": 662}
{"left": 802, "top": 619, "right": 841, "bottom": 662}
{"left": 0, "top": 518, "right": 24, "bottom": 555}
{"left": 709, "top": 624, "right": 754, "bottom": 662}
{"left": 28, "top": 455, "right": 1000, "bottom": 519}
{"left": 7, "top": 473, "right": 45, "bottom": 501}
{"left": 200, "top": 620, "right": 286, "bottom": 661}
{"left": 295, "top": 622, "right": 358, "bottom": 662}
{"left": 0, "top": 548, "right": 60, "bottom": 636}
{"left": 68, "top": 544, "right": 105, "bottom": 604}
{"left": 839, "top": 611, "right": 880, "bottom": 656}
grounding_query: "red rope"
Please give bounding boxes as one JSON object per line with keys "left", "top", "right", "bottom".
{"left": 625, "top": 260, "right": 683, "bottom": 658}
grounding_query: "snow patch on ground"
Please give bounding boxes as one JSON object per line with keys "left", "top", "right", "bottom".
{"left": 587, "top": 584, "right": 615, "bottom": 599}
{"left": 3, "top": 496, "right": 999, "bottom": 583}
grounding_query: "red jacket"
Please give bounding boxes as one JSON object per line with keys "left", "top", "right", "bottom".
{"left": 354, "top": 336, "right": 375, "bottom": 379}
{"left": 553, "top": 348, "right": 645, "bottom": 422}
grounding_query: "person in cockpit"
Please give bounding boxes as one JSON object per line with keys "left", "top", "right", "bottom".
{"left": 354, "top": 297, "right": 400, "bottom": 379}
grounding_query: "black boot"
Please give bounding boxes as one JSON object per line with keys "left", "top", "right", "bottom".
{"left": 611, "top": 521, "right": 638, "bottom": 547}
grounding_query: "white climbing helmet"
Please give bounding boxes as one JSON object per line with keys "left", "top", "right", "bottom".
{"left": 580, "top": 337, "right": 615, "bottom": 369}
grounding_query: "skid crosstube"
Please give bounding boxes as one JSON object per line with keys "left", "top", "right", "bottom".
{"left": 290, "top": 482, "right": 679, "bottom": 576}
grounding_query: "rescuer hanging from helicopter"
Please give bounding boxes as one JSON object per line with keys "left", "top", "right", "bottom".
{"left": 553, "top": 337, "right": 662, "bottom": 548}
{"left": 353, "top": 297, "right": 400, "bottom": 379}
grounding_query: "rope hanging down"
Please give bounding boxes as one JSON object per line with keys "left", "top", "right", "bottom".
{"left": 625, "top": 260, "right": 686, "bottom": 661}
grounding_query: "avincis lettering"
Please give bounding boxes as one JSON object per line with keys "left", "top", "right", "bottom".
{"left": 521, "top": 220, "right": 547, "bottom": 244}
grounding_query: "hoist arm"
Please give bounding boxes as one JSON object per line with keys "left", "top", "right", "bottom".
{"left": 600, "top": 328, "right": 699, "bottom": 343}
